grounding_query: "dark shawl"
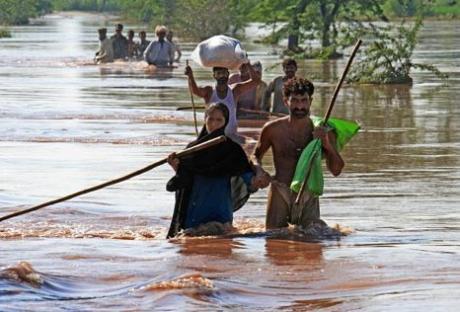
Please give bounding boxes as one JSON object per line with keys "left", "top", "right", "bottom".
{"left": 166, "top": 125, "right": 253, "bottom": 238}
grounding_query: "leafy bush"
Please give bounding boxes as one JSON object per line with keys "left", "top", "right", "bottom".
{"left": 349, "top": 17, "right": 447, "bottom": 84}
{"left": 0, "top": 27, "right": 11, "bottom": 38}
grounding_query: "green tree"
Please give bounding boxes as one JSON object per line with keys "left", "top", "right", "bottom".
{"left": 251, "top": 0, "right": 387, "bottom": 58}
{"left": 115, "top": 0, "right": 172, "bottom": 24}
{"left": 52, "top": 0, "right": 118, "bottom": 11}
{"left": 0, "top": 0, "right": 39, "bottom": 24}
{"left": 383, "top": 0, "right": 429, "bottom": 17}
{"left": 349, "top": 17, "right": 447, "bottom": 84}
{"left": 168, "top": 0, "right": 257, "bottom": 40}
{"left": 249, "top": 0, "right": 296, "bottom": 44}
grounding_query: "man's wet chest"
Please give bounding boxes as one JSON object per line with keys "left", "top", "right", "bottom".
{"left": 271, "top": 130, "right": 313, "bottom": 159}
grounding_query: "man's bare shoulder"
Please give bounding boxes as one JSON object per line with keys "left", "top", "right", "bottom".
{"left": 262, "top": 116, "right": 289, "bottom": 133}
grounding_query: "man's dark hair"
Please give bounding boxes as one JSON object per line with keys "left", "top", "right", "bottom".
{"left": 139, "top": 30, "right": 146, "bottom": 36}
{"left": 98, "top": 28, "right": 107, "bottom": 34}
{"left": 212, "top": 67, "right": 229, "bottom": 72}
{"left": 283, "top": 77, "right": 314, "bottom": 98}
{"left": 282, "top": 58, "right": 297, "bottom": 68}
{"left": 116, "top": 24, "right": 123, "bottom": 31}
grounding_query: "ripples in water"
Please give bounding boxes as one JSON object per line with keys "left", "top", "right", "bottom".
{"left": 0, "top": 215, "right": 351, "bottom": 242}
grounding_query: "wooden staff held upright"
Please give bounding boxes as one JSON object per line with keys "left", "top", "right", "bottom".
{"left": 186, "top": 60, "right": 199, "bottom": 136}
{"left": 294, "top": 39, "right": 362, "bottom": 205}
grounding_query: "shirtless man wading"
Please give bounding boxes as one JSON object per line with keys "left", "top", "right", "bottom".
{"left": 253, "top": 77, "right": 344, "bottom": 229}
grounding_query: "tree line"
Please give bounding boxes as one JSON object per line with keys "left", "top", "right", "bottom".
{"left": 2, "top": 1, "right": 458, "bottom": 47}
{"left": 0, "top": 0, "right": 451, "bottom": 82}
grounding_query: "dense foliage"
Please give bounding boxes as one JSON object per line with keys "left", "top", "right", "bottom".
{"left": 0, "top": 0, "right": 450, "bottom": 83}
{"left": 348, "top": 17, "right": 448, "bottom": 84}
{"left": 0, "top": 0, "right": 43, "bottom": 24}
{"left": 0, "top": 27, "right": 11, "bottom": 38}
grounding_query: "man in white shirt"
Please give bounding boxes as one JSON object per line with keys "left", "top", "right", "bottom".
{"left": 94, "top": 28, "right": 114, "bottom": 64}
{"left": 144, "top": 25, "right": 174, "bottom": 67}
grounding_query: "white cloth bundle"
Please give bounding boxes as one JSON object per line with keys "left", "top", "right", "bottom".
{"left": 191, "top": 35, "right": 248, "bottom": 70}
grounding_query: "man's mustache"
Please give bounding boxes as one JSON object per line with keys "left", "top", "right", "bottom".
{"left": 292, "top": 108, "right": 308, "bottom": 113}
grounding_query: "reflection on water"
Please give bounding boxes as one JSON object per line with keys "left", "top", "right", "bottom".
{"left": 1, "top": 13, "right": 460, "bottom": 311}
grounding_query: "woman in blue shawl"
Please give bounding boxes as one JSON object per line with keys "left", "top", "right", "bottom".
{"left": 166, "top": 103, "right": 255, "bottom": 238}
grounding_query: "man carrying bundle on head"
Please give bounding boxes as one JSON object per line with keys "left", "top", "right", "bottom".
{"left": 252, "top": 77, "right": 345, "bottom": 230}
{"left": 184, "top": 63, "right": 261, "bottom": 141}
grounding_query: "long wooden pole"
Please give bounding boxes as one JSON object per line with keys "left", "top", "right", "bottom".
{"left": 0, "top": 136, "right": 226, "bottom": 223}
{"left": 177, "top": 106, "right": 287, "bottom": 119}
{"left": 239, "top": 108, "right": 287, "bottom": 118}
{"left": 177, "top": 105, "right": 206, "bottom": 111}
{"left": 294, "top": 39, "right": 362, "bottom": 205}
{"left": 186, "top": 60, "right": 199, "bottom": 136}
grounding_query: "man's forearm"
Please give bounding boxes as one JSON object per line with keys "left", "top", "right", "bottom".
{"left": 188, "top": 76, "right": 200, "bottom": 96}
{"left": 323, "top": 144, "right": 344, "bottom": 176}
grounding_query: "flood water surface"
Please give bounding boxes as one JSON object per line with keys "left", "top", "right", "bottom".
{"left": 1, "top": 13, "right": 459, "bottom": 311}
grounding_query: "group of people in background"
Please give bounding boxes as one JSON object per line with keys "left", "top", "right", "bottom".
{"left": 94, "top": 26, "right": 343, "bottom": 237}
{"left": 95, "top": 23, "right": 181, "bottom": 66}
{"left": 168, "top": 58, "right": 344, "bottom": 237}
{"left": 94, "top": 23, "right": 297, "bottom": 116}
{"left": 228, "top": 58, "right": 299, "bottom": 116}
{"left": 185, "top": 58, "right": 300, "bottom": 129}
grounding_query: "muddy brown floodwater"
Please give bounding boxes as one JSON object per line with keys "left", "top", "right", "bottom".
{"left": 1, "top": 13, "right": 459, "bottom": 311}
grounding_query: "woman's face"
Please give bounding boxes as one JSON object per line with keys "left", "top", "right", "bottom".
{"left": 205, "top": 109, "right": 226, "bottom": 133}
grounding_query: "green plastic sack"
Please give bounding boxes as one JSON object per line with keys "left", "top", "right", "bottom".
{"left": 310, "top": 116, "right": 360, "bottom": 151}
{"left": 290, "top": 117, "right": 360, "bottom": 197}
{"left": 290, "top": 138, "right": 323, "bottom": 196}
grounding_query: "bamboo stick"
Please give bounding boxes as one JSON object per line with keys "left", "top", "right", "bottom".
{"left": 294, "top": 39, "right": 362, "bottom": 205}
{"left": 186, "top": 60, "right": 199, "bottom": 136}
{"left": 0, "top": 136, "right": 226, "bottom": 223}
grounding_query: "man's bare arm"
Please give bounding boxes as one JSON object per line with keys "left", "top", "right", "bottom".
{"left": 252, "top": 125, "right": 273, "bottom": 188}
{"left": 185, "top": 65, "right": 212, "bottom": 100}
{"left": 233, "top": 63, "right": 262, "bottom": 101}
{"left": 252, "top": 126, "right": 271, "bottom": 166}
{"left": 315, "top": 128, "right": 344, "bottom": 176}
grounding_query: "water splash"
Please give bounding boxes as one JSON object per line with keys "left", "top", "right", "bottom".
{"left": 172, "top": 218, "right": 351, "bottom": 241}
{"left": 142, "top": 274, "right": 214, "bottom": 291}
{"left": 0, "top": 221, "right": 161, "bottom": 240}
{"left": 0, "top": 262, "right": 43, "bottom": 287}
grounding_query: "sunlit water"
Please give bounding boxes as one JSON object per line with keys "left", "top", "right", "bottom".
{"left": 1, "top": 13, "right": 459, "bottom": 311}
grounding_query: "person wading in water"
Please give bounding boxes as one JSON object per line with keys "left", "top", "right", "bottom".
{"left": 264, "top": 58, "right": 298, "bottom": 114}
{"left": 253, "top": 77, "right": 344, "bottom": 230}
{"left": 166, "top": 103, "right": 261, "bottom": 238}
{"left": 184, "top": 64, "right": 261, "bottom": 141}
